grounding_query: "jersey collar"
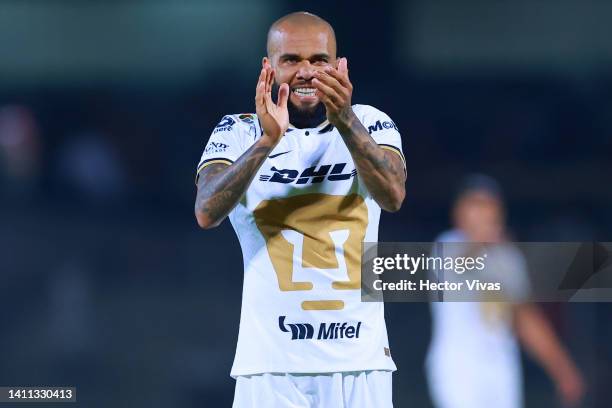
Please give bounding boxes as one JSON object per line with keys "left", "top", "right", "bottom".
{"left": 288, "top": 119, "right": 331, "bottom": 132}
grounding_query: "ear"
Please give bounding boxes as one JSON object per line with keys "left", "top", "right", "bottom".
{"left": 262, "top": 57, "right": 270, "bottom": 69}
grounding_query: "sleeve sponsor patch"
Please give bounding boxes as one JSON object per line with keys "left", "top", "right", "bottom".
{"left": 238, "top": 113, "right": 256, "bottom": 123}
{"left": 213, "top": 115, "right": 236, "bottom": 134}
{"left": 204, "top": 141, "right": 229, "bottom": 154}
{"left": 367, "top": 119, "right": 398, "bottom": 134}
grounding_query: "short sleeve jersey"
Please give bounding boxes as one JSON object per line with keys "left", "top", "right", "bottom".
{"left": 196, "top": 105, "right": 405, "bottom": 377}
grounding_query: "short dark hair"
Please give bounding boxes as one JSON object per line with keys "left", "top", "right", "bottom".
{"left": 455, "top": 174, "right": 504, "bottom": 203}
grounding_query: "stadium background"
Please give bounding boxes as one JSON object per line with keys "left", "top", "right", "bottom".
{"left": 1, "top": 0, "right": 611, "bottom": 406}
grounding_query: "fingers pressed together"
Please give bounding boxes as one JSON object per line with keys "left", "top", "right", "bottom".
{"left": 312, "top": 66, "right": 352, "bottom": 110}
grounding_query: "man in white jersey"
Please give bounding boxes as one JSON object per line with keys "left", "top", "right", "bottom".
{"left": 194, "top": 12, "right": 406, "bottom": 407}
{"left": 426, "top": 175, "right": 584, "bottom": 408}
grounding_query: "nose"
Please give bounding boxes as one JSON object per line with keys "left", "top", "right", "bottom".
{"left": 296, "top": 61, "right": 317, "bottom": 81}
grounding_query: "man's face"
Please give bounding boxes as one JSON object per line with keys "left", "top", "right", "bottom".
{"left": 454, "top": 192, "right": 505, "bottom": 243}
{"left": 266, "top": 24, "right": 336, "bottom": 113}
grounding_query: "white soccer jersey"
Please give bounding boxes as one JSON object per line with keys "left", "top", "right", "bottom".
{"left": 196, "top": 105, "right": 404, "bottom": 377}
{"left": 426, "top": 230, "right": 530, "bottom": 408}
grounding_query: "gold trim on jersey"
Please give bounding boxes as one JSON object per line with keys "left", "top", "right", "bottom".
{"left": 194, "top": 158, "right": 233, "bottom": 184}
{"left": 378, "top": 144, "right": 406, "bottom": 174}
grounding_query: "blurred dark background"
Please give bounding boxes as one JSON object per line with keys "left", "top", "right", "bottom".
{"left": 1, "top": 1, "right": 611, "bottom": 407}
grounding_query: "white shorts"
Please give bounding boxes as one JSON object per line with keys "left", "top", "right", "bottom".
{"left": 233, "top": 370, "right": 393, "bottom": 408}
{"left": 426, "top": 356, "right": 522, "bottom": 408}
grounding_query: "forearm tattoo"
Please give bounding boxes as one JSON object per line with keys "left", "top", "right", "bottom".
{"left": 338, "top": 116, "right": 406, "bottom": 210}
{"left": 195, "top": 143, "right": 272, "bottom": 225}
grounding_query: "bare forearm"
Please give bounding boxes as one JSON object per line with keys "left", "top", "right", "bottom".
{"left": 515, "top": 304, "right": 577, "bottom": 381}
{"left": 336, "top": 114, "right": 406, "bottom": 211}
{"left": 195, "top": 138, "right": 274, "bottom": 228}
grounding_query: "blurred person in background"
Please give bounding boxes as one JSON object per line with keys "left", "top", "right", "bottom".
{"left": 194, "top": 11, "right": 405, "bottom": 408}
{"left": 425, "top": 174, "right": 585, "bottom": 408}
{"left": 0, "top": 105, "right": 41, "bottom": 199}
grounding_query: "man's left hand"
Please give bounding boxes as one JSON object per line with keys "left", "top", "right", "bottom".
{"left": 312, "top": 57, "right": 355, "bottom": 130}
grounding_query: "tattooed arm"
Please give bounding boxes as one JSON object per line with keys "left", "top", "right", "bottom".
{"left": 336, "top": 116, "right": 406, "bottom": 212}
{"left": 195, "top": 62, "right": 290, "bottom": 228}
{"left": 312, "top": 57, "right": 406, "bottom": 212}
{"left": 195, "top": 140, "right": 275, "bottom": 228}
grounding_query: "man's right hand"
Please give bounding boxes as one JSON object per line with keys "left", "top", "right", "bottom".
{"left": 255, "top": 63, "right": 289, "bottom": 146}
{"left": 195, "top": 65, "right": 289, "bottom": 230}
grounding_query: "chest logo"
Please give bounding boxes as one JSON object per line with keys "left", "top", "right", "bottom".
{"left": 254, "top": 194, "right": 368, "bottom": 311}
{"left": 259, "top": 163, "right": 356, "bottom": 184}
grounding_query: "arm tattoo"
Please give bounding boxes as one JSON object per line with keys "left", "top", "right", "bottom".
{"left": 195, "top": 141, "right": 273, "bottom": 227}
{"left": 337, "top": 116, "right": 406, "bottom": 211}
